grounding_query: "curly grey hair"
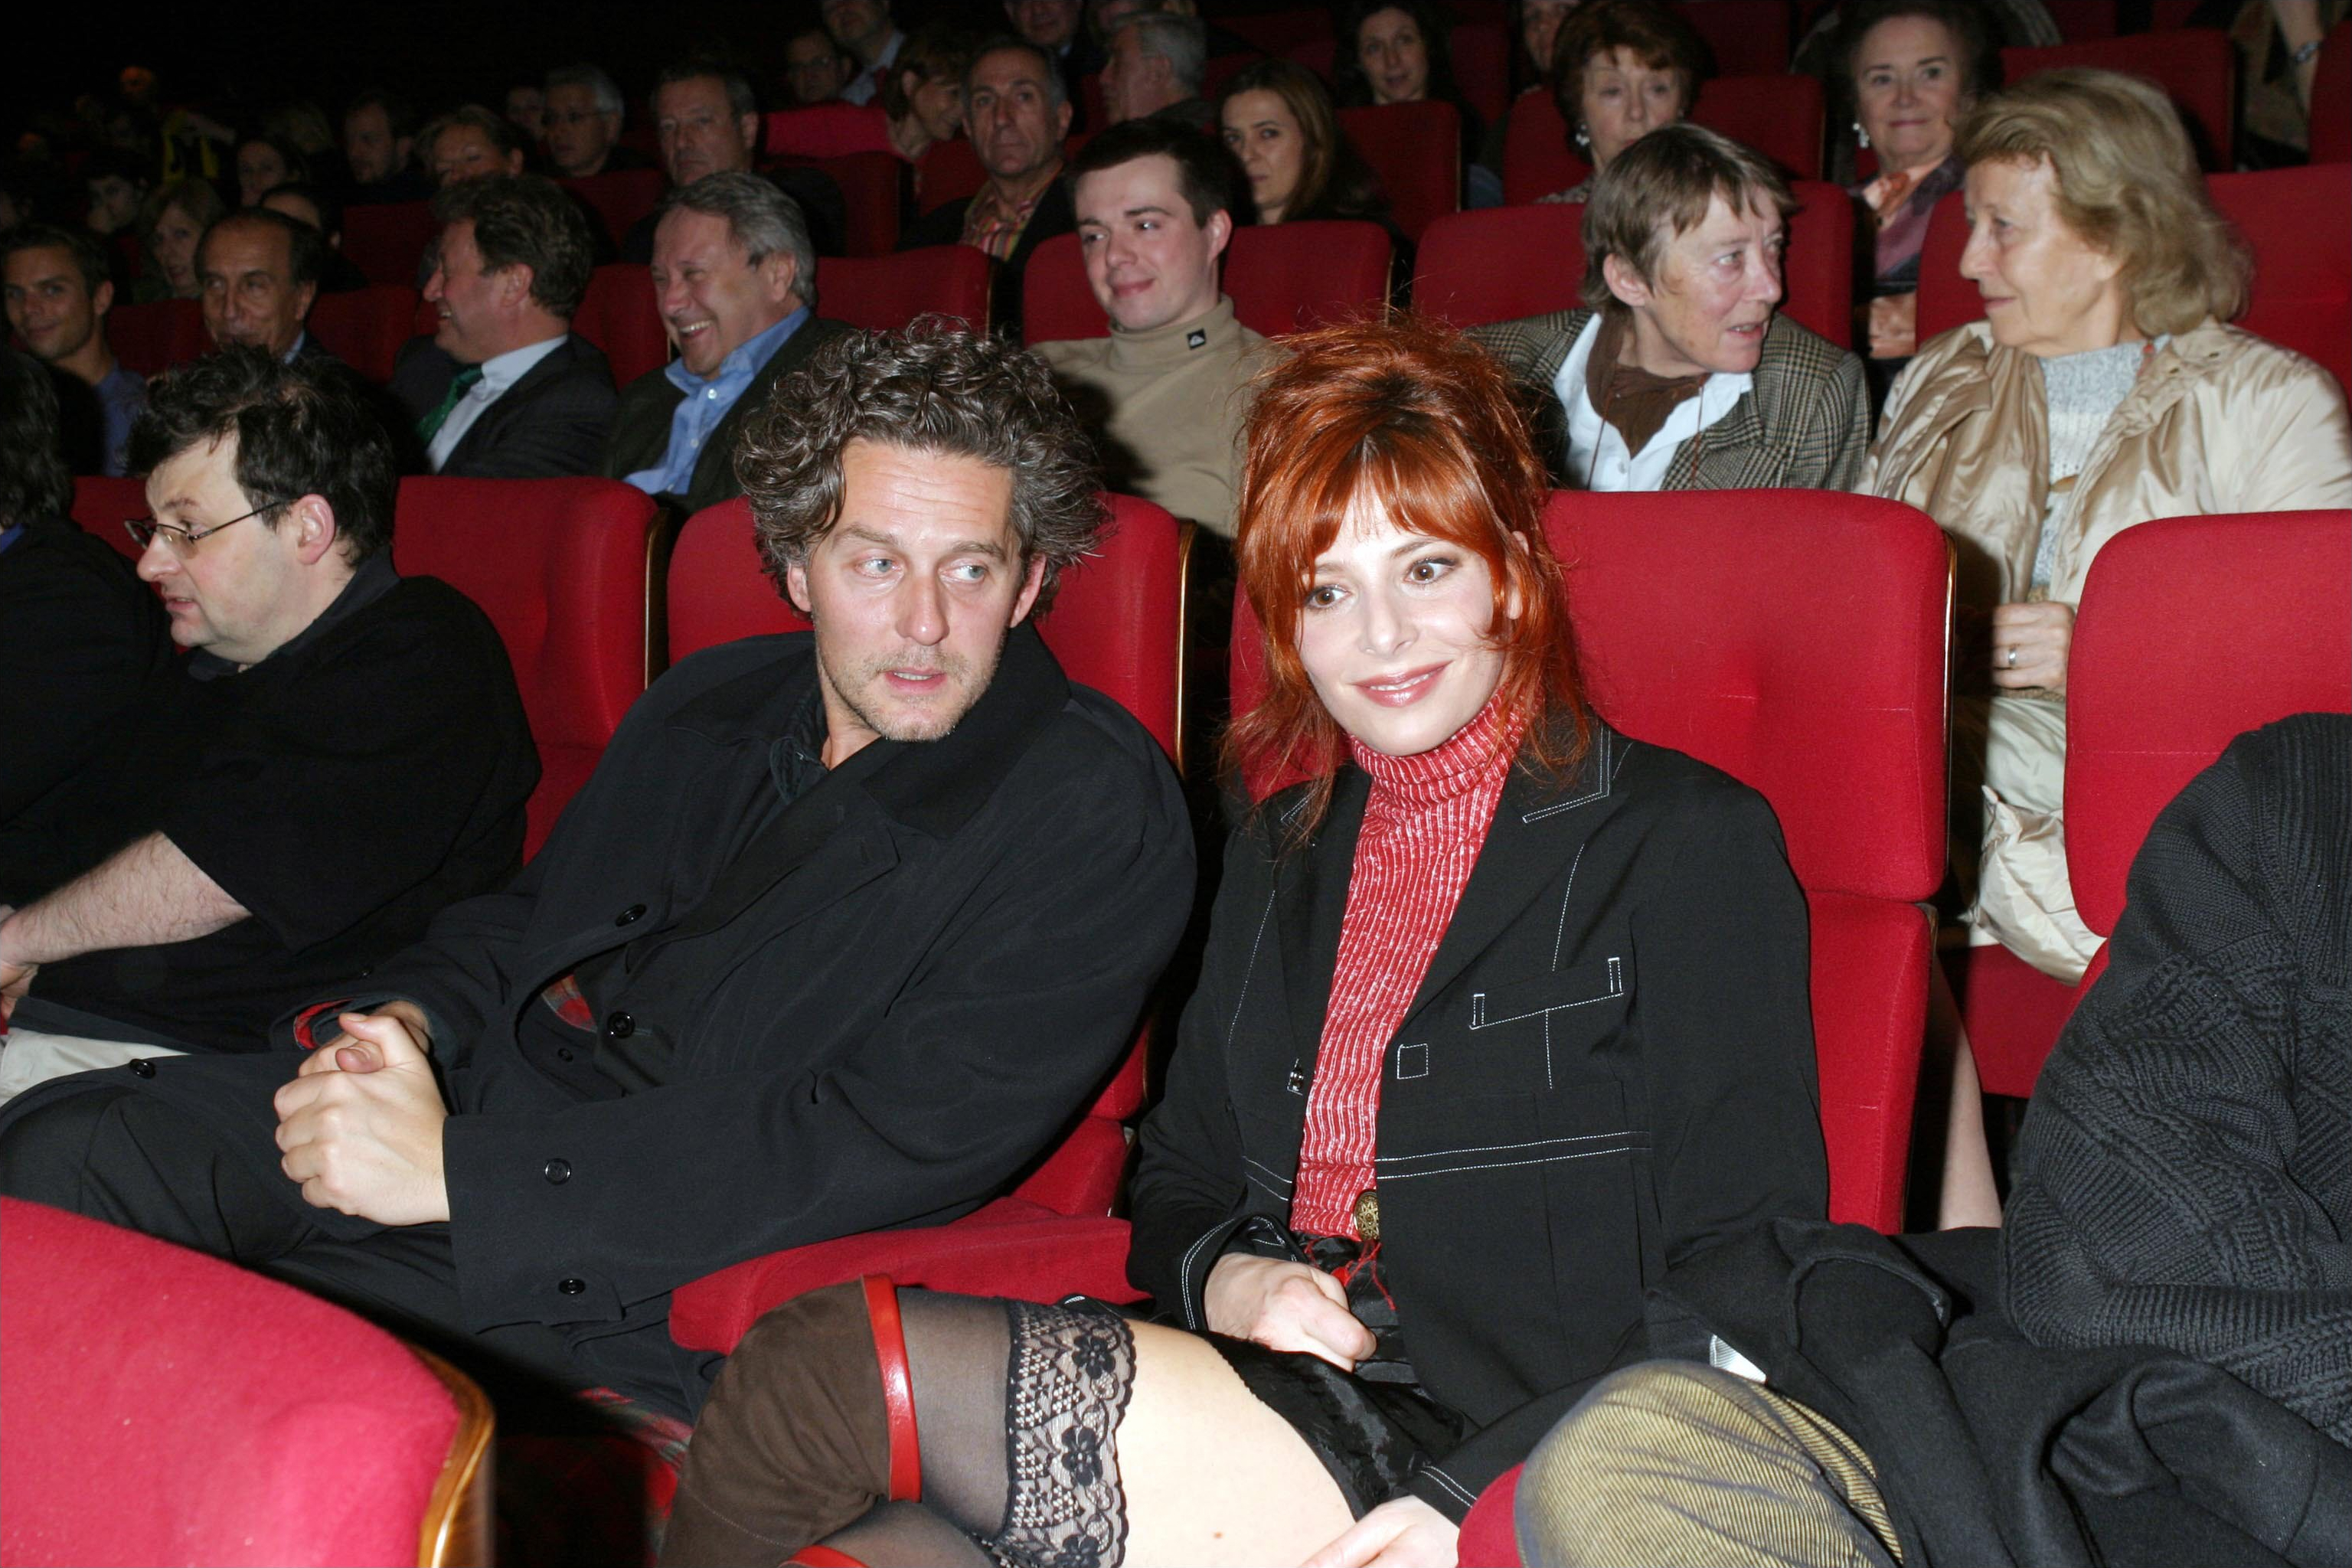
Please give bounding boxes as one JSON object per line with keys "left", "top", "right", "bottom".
{"left": 736, "top": 318, "right": 1104, "bottom": 610}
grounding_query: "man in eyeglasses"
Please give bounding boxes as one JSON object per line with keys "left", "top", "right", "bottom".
{"left": 0, "top": 347, "right": 536, "bottom": 1100}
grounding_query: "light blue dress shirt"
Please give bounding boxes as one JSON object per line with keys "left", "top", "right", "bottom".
{"left": 624, "top": 309, "right": 808, "bottom": 499}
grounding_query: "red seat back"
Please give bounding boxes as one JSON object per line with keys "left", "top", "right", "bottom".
{"left": 343, "top": 201, "right": 439, "bottom": 288}
{"left": 1020, "top": 219, "right": 1393, "bottom": 343}
{"left": 775, "top": 150, "right": 902, "bottom": 256}
{"left": 573, "top": 262, "right": 672, "bottom": 387}
{"left": 916, "top": 135, "right": 1086, "bottom": 215}
{"left": 1230, "top": 491, "right": 1952, "bottom": 1229}
{"left": 1916, "top": 167, "right": 2352, "bottom": 390}
{"left": 106, "top": 296, "right": 207, "bottom": 376}
{"left": 1222, "top": 7, "right": 1330, "bottom": 56}
{"left": 1415, "top": 182, "right": 1854, "bottom": 347}
{"left": 1690, "top": 73, "right": 1825, "bottom": 180}
{"left": 392, "top": 477, "right": 662, "bottom": 856}
{"left": 667, "top": 492, "right": 1186, "bottom": 763}
{"left": 1, "top": 1197, "right": 469, "bottom": 1568}
{"left": 1338, "top": 100, "right": 1462, "bottom": 241}
{"left": 1677, "top": 0, "right": 1795, "bottom": 78}
{"left": 1504, "top": 90, "right": 1589, "bottom": 205}
{"left": 763, "top": 103, "right": 893, "bottom": 160}
{"left": 560, "top": 167, "right": 668, "bottom": 251}
{"left": 308, "top": 284, "right": 419, "bottom": 384}
{"left": 2065, "top": 511, "right": 2352, "bottom": 938}
{"left": 69, "top": 475, "right": 149, "bottom": 563}
{"left": 2004, "top": 30, "right": 2236, "bottom": 168}
{"left": 1452, "top": 20, "right": 1514, "bottom": 126}
{"left": 2312, "top": 20, "right": 2351, "bottom": 163}
{"left": 815, "top": 245, "right": 993, "bottom": 333}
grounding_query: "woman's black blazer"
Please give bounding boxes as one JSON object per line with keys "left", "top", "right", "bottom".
{"left": 1127, "top": 716, "right": 1830, "bottom": 1519}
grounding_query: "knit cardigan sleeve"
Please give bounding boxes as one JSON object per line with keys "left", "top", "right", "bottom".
{"left": 2001, "top": 714, "right": 2352, "bottom": 1446}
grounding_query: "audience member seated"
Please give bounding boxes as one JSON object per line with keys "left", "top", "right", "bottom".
{"left": 132, "top": 176, "right": 226, "bottom": 303}
{"left": 1217, "top": 59, "right": 1394, "bottom": 229}
{"left": 1867, "top": 69, "right": 2352, "bottom": 991}
{"left": 1037, "top": 120, "right": 1267, "bottom": 542}
{"left": 1102, "top": 9, "right": 1214, "bottom": 130}
{"left": 1336, "top": 0, "right": 1499, "bottom": 205}
{"left": 1471, "top": 125, "right": 1872, "bottom": 492}
{"left": 1539, "top": 0, "right": 1706, "bottom": 204}
{"left": 877, "top": 23, "right": 974, "bottom": 165}
{"left": 785, "top": 26, "right": 858, "bottom": 106}
{"left": 827, "top": 0, "right": 909, "bottom": 106}
{"left": 197, "top": 208, "right": 333, "bottom": 365}
{"left": 655, "top": 314, "right": 1828, "bottom": 1568}
{"left": 503, "top": 81, "right": 546, "bottom": 144}
{"left": 604, "top": 172, "right": 854, "bottom": 513}
{"left": 624, "top": 60, "right": 849, "bottom": 263}
{"left": 901, "top": 37, "right": 1079, "bottom": 338}
{"left": 0, "top": 349, "right": 166, "bottom": 828}
{"left": 0, "top": 322, "right": 1193, "bottom": 1428}
{"left": 1011, "top": 0, "right": 1104, "bottom": 117}
{"left": 1513, "top": 712, "right": 2352, "bottom": 1568}
{"left": 420, "top": 106, "right": 528, "bottom": 188}
{"left": 0, "top": 348, "right": 536, "bottom": 1096}
{"left": 391, "top": 174, "right": 615, "bottom": 479}
{"left": 3, "top": 225, "right": 149, "bottom": 476}
{"left": 543, "top": 64, "right": 653, "bottom": 179}
{"left": 1840, "top": 0, "right": 1987, "bottom": 390}
{"left": 1517, "top": 0, "right": 1576, "bottom": 95}
{"left": 342, "top": 88, "right": 432, "bottom": 205}
{"left": 259, "top": 182, "right": 371, "bottom": 294}
{"left": 234, "top": 133, "right": 307, "bottom": 208}
{"left": 79, "top": 148, "right": 149, "bottom": 242}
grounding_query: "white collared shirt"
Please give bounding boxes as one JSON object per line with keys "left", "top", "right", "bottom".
{"left": 426, "top": 334, "right": 570, "bottom": 472}
{"left": 1552, "top": 314, "right": 1753, "bottom": 492}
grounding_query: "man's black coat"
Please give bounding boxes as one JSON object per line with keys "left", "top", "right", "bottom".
{"left": 900, "top": 177, "right": 1076, "bottom": 341}
{"left": 598, "top": 315, "right": 857, "bottom": 515}
{"left": 1127, "top": 720, "right": 1828, "bottom": 1521}
{"left": 388, "top": 333, "right": 618, "bottom": 479}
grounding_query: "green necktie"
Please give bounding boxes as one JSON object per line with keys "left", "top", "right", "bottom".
{"left": 416, "top": 364, "right": 485, "bottom": 443}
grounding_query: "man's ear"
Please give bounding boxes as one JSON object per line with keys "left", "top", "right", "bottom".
{"left": 292, "top": 278, "right": 320, "bottom": 326}
{"left": 1054, "top": 96, "right": 1074, "bottom": 140}
{"left": 91, "top": 277, "right": 115, "bottom": 320}
{"left": 286, "top": 494, "right": 341, "bottom": 566}
{"left": 1008, "top": 551, "right": 1047, "bottom": 628}
{"left": 784, "top": 558, "right": 815, "bottom": 616}
{"left": 1601, "top": 252, "right": 1651, "bottom": 310}
{"left": 1204, "top": 206, "right": 1233, "bottom": 263}
{"left": 738, "top": 113, "right": 764, "bottom": 156}
{"left": 762, "top": 249, "right": 802, "bottom": 310}
{"left": 501, "top": 262, "right": 537, "bottom": 312}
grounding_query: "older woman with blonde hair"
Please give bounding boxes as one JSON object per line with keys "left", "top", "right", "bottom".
{"left": 1870, "top": 67, "right": 2350, "bottom": 1223}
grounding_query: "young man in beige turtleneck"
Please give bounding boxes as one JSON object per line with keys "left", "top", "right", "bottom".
{"left": 1035, "top": 119, "right": 1271, "bottom": 544}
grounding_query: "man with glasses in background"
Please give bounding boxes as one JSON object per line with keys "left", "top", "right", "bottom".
{"left": 0, "top": 348, "right": 536, "bottom": 1101}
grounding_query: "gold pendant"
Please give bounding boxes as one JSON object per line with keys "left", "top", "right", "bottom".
{"left": 1351, "top": 1187, "right": 1381, "bottom": 1245}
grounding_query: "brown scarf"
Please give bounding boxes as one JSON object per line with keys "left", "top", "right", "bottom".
{"left": 1585, "top": 312, "right": 1710, "bottom": 456}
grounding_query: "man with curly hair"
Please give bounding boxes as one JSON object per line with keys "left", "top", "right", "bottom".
{"left": 0, "top": 322, "right": 1194, "bottom": 1425}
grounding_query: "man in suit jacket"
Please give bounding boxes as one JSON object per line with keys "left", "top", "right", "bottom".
{"left": 603, "top": 172, "right": 856, "bottom": 515}
{"left": 0, "top": 323, "right": 1194, "bottom": 1426}
{"left": 389, "top": 175, "right": 616, "bottom": 479}
{"left": 900, "top": 38, "right": 1080, "bottom": 338}
{"left": 1468, "top": 125, "right": 1870, "bottom": 493}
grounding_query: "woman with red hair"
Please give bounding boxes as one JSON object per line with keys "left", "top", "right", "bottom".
{"left": 657, "top": 317, "right": 1826, "bottom": 1568}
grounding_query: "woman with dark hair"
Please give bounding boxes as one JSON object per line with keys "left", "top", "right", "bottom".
{"left": 1334, "top": 0, "right": 1503, "bottom": 207}
{"left": 879, "top": 22, "right": 972, "bottom": 163}
{"left": 655, "top": 315, "right": 1828, "bottom": 1568}
{"left": 1218, "top": 57, "right": 1393, "bottom": 227}
{"left": 1540, "top": 0, "right": 1709, "bottom": 201}
{"left": 131, "top": 176, "right": 226, "bottom": 302}
{"left": 1838, "top": 0, "right": 1996, "bottom": 374}
{"left": 233, "top": 132, "right": 309, "bottom": 208}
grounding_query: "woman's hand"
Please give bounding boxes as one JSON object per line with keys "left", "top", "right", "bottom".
{"left": 1869, "top": 292, "right": 1919, "bottom": 359}
{"left": 1991, "top": 600, "right": 2076, "bottom": 692}
{"left": 1302, "top": 1496, "right": 1459, "bottom": 1568}
{"left": 1204, "top": 1253, "right": 1376, "bottom": 1370}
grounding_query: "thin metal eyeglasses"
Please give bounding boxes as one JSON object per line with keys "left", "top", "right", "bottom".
{"left": 124, "top": 499, "right": 289, "bottom": 554}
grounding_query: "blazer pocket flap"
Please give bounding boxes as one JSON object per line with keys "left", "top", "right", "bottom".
{"left": 1468, "top": 956, "right": 1628, "bottom": 1031}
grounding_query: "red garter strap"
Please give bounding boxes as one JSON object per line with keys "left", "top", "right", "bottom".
{"left": 786, "top": 1547, "right": 867, "bottom": 1566}
{"left": 861, "top": 1274, "right": 923, "bottom": 1503}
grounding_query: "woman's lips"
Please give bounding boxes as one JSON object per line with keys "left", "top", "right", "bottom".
{"left": 1354, "top": 662, "right": 1447, "bottom": 707}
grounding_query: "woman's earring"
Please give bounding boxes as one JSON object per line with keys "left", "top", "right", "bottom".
{"left": 1573, "top": 123, "right": 1590, "bottom": 149}
{"left": 1853, "top": 119, "right": 1870, "bottom": 149}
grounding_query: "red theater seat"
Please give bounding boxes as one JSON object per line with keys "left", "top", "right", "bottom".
{"left": 1020, "top": 219, "right": 1393, "bottom": 343}
{"left": 1504, "top": 90, "right": 1589, "bottom": 205}
{"left": 572, "top": 262, "right": 671, "bottom": 387}
{"left": 1221, "top": 7, "right": 1329, "bottom": 56}
{"left": 1503, "top": 73, "right": 1824, "bottom": 202}
{"left": 344, "top": 201, "right": 440, "bottom": 288}
{"left": 763, "top": 103, "right": 891, "bottom": 159}
{"left": 1916, "top": 166, "right": 2352, "bottom": 390}
{"left": 663, "top": 492, "right": 1190, "bottom": 1350}
{"left": 1959, "top": 510, "right": 2352, "bottom": 1096}
{"left": 69, "top": 475, "right": 149, "bottom": 564}
{"left": 1677, "top": 0, "right": 1795, "bottom": 77}
{"left": 1339, "top": 100, "right": 1462, "bottom": 241}
{"left": 1415, "top": 183, "right": 1855, "bottom": 347}
{"left": 815, "top": 245, "right": 994, "bottom": 332}
{"left": 2004, "top": 30, "right": 2236, "bottom": 167}
{"left": 1230, "top": 491, "right": 1950, "bottom": 1232}
{"left": 774, "top": 150, "right": 902, "bottom": 256}
{"left": 560, "top": 167, "right": 668, "bottom": 251}
{"left": 106, "top": 296, "right": 207, "bottom": 376}
{"left": 916, "top": 135, "right": 1087, "bottom": 215}
{"left": 0, "top": 1197, "right": 492, "bottom": 1568}
{"left": 308, "top": 283, "right": 420, "bottom": 384}
{"left": 1453, "top": 20, "right": 1514, "bottom": 126}
{"left": 2313, "top": 21, "right": 2351, "bottom": 163}
{"left": 392, "top": 477, "right": 665, "bottom": 857}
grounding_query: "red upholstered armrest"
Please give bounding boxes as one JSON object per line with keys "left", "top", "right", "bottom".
{"left": 1458, "top": 1463, "right": 1523, "bottom": 1566}
{"left": 669, "top": 1204, "right": 1145, "bottom": 1353}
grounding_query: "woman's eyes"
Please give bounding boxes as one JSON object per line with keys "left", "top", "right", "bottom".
{"left": 1305, "top": 583, "right": 1344, "bottom": 609}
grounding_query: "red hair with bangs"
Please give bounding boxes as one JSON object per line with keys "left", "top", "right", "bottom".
{"left": 1227, "top": 315, "right": 1589, "bottom": 831}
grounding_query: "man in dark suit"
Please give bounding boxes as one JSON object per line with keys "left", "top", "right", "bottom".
{"left": 603, "top": 172, "right": 854, "bottom": 515}
{"left": 0, "top": 322, "right": 1194, "bottom": 1426}
{"left": 900, "top": 38, "right": 1079, "bottom": 338}
{"left": 389, "top": 175, "right": 616, "bottom": 479}
{"left": 620, "top": 60, "right": 848, "bottom": 263}
{"left": 1008, "top": 0, "right": 1104, "bottom": 122}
